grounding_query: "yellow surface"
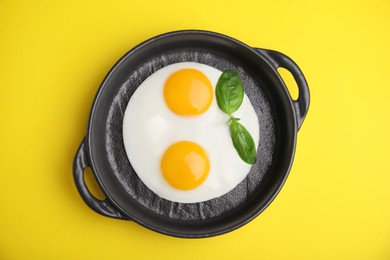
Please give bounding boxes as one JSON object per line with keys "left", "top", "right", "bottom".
{"left": 1, "top": 0, "right": 389, "bottom": 259}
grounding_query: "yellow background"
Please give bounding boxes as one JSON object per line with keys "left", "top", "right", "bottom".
{"left": 1, "top": 0, "right": 389, "bottom": 259}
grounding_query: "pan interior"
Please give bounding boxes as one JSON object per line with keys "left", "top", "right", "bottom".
{"left": 88, "top": 33, "right": 295, "bottom": 236}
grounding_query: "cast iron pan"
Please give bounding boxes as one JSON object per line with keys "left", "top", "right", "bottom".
{"left": 73, "top": 30, "right": 310, "bottom": 238}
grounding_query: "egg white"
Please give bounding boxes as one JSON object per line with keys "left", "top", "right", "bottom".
{"left": 123, "top": 62, "right": 259, "bottom": 203}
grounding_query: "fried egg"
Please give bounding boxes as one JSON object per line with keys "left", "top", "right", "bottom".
{"left": 123, "top": 62, "right": 259, "bottom": 203}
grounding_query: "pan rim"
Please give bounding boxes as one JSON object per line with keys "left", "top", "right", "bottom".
{"left": 85, "top": 30, "right": 298, "bottom": 238}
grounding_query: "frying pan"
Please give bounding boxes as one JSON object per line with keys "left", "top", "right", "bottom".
{"left": 73, "top": 30, "right": 310, "bottom": 238}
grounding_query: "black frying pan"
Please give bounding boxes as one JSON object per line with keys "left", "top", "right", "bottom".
{"left": 73, "top": 30, "right": 310, "bottom": 238}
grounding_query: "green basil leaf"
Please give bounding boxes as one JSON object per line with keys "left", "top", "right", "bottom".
{"left": 215, "top": 70, "right": 244, "bottom": 115}
{"left": 229, "top": 119, "right": 257, "bottom": 164}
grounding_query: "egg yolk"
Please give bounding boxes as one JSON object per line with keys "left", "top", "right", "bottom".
{"left": 164, "top": 69, "right": 213, "bottom": 116}
{"left": 161, "top": 141, "right": 210, "bottom": 190}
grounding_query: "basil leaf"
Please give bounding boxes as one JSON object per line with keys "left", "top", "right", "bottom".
{"left": 215, "top": 70, "right": 257, "bottom": 164}
{"left": 229, "top": 119, "right": 257, "bottom": 164}
{"left": 215, "top": 70, "right": 244, "bottom": 115}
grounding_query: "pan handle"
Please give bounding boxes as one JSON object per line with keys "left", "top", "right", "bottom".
{"left": 73, "top": 138, "right": 128, "bottom": 220}
{"left": 255, "top": 48, "right": 310, "bottom": 130}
